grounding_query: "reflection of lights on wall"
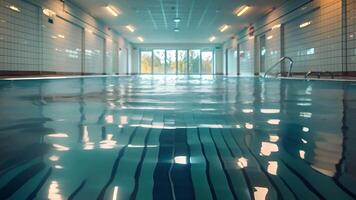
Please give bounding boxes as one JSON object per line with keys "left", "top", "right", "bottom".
{"left": 174, "top": 156, "right": 187, "bottom": 164}
{"left": 254, "top": 187, "right": 269, "bottom": 200}
{"left": 237, "top": 157, "right": 248, "bottom": 168}
{"left": 100, "top": 134, "right": 117, "bottom": 149}
{"left": 267, "top": 161, "right": 278, "bottom": 175}
{"left": 43, "top": 8, "right": 56, "bottom": 17}
{"left": 245, "top": 123, "right": 253, "bottom": 129}
{"left": 54, "top": 165, "right": 63, "bottom": 169}
{"left": 271, "top": 24, "right": 281, "bottom": 30}
{"left": 58, "top": 34, "right": 65, "bottom": 39}
{"left": 303, "top": 127, "right": 310, "bottom": 133}
{"left": 300, "top": 112, "right": 312, "bottom": 118}
{"left": 9, "top": 5, "right": 20, "bottom": 12}
{"left": 260, "top": 142, "right": 279, "bottom": 156}
{"left": 301, "top": 139, "right": 308, "bottom": 144}
{"left": 267, "top": 35, "right": 273, "bottom": 40}
{"left": 236, "top": 124, "right": 241, "bottom": 128}
{"left": 120, "top": 116, "right": 128, "bottom": 124}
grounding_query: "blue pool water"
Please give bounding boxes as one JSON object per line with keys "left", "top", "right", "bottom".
{"left": 0, "top": 75, "right": 355, "bottom": 200}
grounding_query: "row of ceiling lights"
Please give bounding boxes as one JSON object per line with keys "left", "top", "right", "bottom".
{"left": 105, "top": 4, "right": 251, "bottom": 43}
{"left": 209, "top": 5, "right": 251, "bottom": 43}
{"left": 105, "top": 5, "right": 145, "bottom": 42}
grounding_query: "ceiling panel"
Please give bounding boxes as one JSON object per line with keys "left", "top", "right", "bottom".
{"left": 69, "top": 0, "right": 288, "bottom": 44}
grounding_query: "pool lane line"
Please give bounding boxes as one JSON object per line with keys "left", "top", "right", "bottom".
{"left": 208, "top": 128, "right": 238, "bottom": 200}
{"left": 97, "top": 123, "right": 141, "bottom": 200}
{"left": 68, "top": 179, "right": 87, "bottom": 200}
{"left": 0, "top": 162, "right": 45, "bottom": 199}
{"left": 219, "top": 128, "right": 254, "bottom": 200}
{"left": 26, "top": 167, "right": 52, "bottom": 200}
{"left": 133, "top": 128, "right": 162, "bottom": 200}
{"left": 186, "top": 127, "right": 214, "bottom": 200}
{"left": 129, "top": 128, "right": 153, "bottom": 200}
{"left": 239, "top": 130, "right": 296, "bottom": 200}
{"left": 170, "top": 128, "right": 195, "bottom": 200}
{"left": 197, "top": 128, "right": 218, "bottom": 200}
{"left": 152, "top": 128, "right": 175, "bottom": 200}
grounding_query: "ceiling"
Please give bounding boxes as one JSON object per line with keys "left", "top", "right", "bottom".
{"left": 70, "top": 0, "right": 287, "bottom": 44}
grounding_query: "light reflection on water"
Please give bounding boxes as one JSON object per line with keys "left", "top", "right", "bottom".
{"left": 0, "top": 76, "right": 355, "bottom": 199}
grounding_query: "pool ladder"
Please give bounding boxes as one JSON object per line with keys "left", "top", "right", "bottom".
{"left": 305, "top": 71, "right": 335, "bottom": 80}
{"left": 263, "top": 57, "right": 294, "bottom": 78}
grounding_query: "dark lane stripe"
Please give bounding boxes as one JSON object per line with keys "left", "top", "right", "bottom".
{"left": 97, "top": 127, "right": 138, "bottom": 200}
{"left": 26, "top": 167, "right": 52, "bottom": 200}
{"left": 282, "top": 160, "right": 325, "bottom": 200}
{"left": 208, "top": 129, "right": 238, "bottom": 200}
{"left": 171, "top": 128, "right": 195, "bottom": 200}
{"left": 68, "top": 180, "right": 87, "bottom": 200}
{"left": 130, "top": 129, "right": 152, "bottom": 200}
{"left": 197, "top": 128, "right": 217, "bottom": 200}
{"left": 0, "top": 162, "right": 45, "bottom": 199}
{"left": 153, "top": 129, "right": 175, "bottom": 200}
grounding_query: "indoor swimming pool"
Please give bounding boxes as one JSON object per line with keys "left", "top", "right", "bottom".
{"left": 0, "top": 76, "right": 355, "bottom": 200}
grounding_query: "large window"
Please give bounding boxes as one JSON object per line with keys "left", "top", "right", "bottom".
{"left": 153, "top": 49, "right": 165, "bottom": 74}
{"left": 166, "top": 50, "right": 177, "bottom": 74}
{"left": 140, "top": 51, "right": 152, "bottom": 74}
{"left": 140, "top": 49, "right": 213, "bottom": 75}
{"left": 178, "top": 50, "right": 188, "bottom": 74}
{"left": 202, "top": 51, "right": 213, "bottom": 74}
{"left": 189, "top": 50, "right": 201, "bottom": 75}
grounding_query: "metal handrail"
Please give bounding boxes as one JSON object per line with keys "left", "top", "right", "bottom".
{"left": 263, "top": 57, "right": 294, "bottom": 78}
{"left": 305, "top": 71, "right": 334, "bottom": 80}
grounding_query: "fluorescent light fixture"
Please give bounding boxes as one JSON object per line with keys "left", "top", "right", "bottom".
{"left": 43, "top": 8, "right": 56, "bottom": 17}
{"left": 173, "top": 18, "right": 181, "bottom": 23}
{"left": 105, "top": 5, "right": 120, "bottom": 17}
{"left": 9, "top": 5, "right": 20, "bottom": 12}
{"left": 174, "top": 28, "right": 180, "bottom": 32}
{"left": 299, "top": 21, "right": 311, "bottom": 28}
{"left": 137, "top": 36, "right": 144, "bottom": 42}
{"left": 267, "top": 35, "right": 273, "bottom": 40}
{"left": 58, "top": 34, "right": 65, "bottom": 39}
{"left": 219, "top": 24, "right": 230, "bottom": 32}
{"left": 235, "top": 5, "right": 250, "bottom": 17}
{"left": 209, "top": 36, "right": 216, "bottom": 42}
{"left": 125, "top": 25, "right": 136, "bottom": 32}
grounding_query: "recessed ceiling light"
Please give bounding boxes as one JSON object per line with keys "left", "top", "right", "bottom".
{"left": 125, "top": 25, "right": 136, "bottom": 32}
{"left": 173, "top": 18, "right": 181, "bottom": 23}
{"left": 9, "top": 5, "right": 20, "bottom": 12}
{"left": 235, "top": 5, "right": 250, "bottom": 17}
{"left": 137, "top": 37, "right": 144, "bottom": 42}
{"left": 105, "top": 5, "right": 120, "bottom": 17}
{"left": 174, "top": 28, "right": 180, "bottom": 32}
{"left": 219, "top": 24, "right": 230, "bottom": 32}
{"left": 209, "top": 36, "right": 216, "bottom": 42}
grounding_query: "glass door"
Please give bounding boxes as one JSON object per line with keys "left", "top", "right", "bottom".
{"left": 201, "top": 51, "right": 213, "bottom": 75}
{"left": 177, "top": 50, "right": 188, "bottom": 74}
{"left": 153, "top": 49, "right": 165, "bottom": 74}
{"left": 189, "top": 50, "right": 200, "bottom": 75}
{"left": 166, "top": 50, "right": 177, "bottom": 74}
{"left": 140, "top": 51, "right": 152, "bottom": 74}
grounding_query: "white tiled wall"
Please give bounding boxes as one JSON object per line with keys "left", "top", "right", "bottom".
{"left": 0, "top": 0, "right": 132, "bottom": 75}
{"left": 0, "top": 0, "right": 41, "bottom": 71}
{"left": 347, "top": 0, "right": 356, "bottom": 71}
{"left": 227, "top": 0, "right": 354, "bottom": 75}
{"left": 239, "top": 37, "right": 255, "bottom": 76}
{"left": 85, "top": 32, "right": 104, "bottom": 74}
{"left": 284, "top": 0, "right": 342, "bottom": 73}
{"left": 42, "top": 16, "right": 82, "bottom": 73}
